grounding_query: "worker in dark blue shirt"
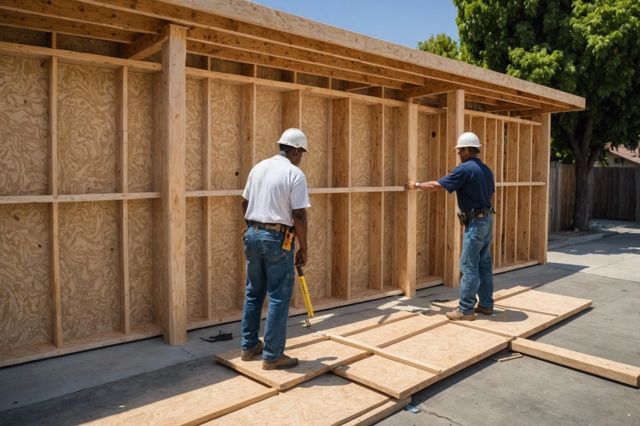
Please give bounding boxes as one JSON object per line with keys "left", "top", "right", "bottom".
{"left": 406, "top": 132, "right": 495, "bottom": 321}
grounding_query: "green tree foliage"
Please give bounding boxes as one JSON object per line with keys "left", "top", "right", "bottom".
{"left": 452, "top": 0, "right": 640, "bottom": 230}
{"left": 417, "top": 33, "right": 460, "bottom": 59}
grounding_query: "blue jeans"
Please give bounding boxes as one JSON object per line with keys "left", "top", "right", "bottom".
{"left": 241, "top": 226, "right": 295, "bottom": 361}
{"left": 459, "top": 215, "right": 494, "bottom": 314}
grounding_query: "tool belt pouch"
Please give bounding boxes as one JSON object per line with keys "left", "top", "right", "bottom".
{"left": 456, "top": 211, "right": 469, "bottom": 226}
{"left": 281, "top": 227, "right": 295, "bottom": 251}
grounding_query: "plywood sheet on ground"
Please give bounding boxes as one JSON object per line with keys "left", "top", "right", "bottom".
{"left": 458, "top": 307, "right": 558, "bottom": 338}
{"left": 384, "top": 323, "right": 509, "bottom": 373}
{"left": 496, "top": 290, "right": 592, "bottom": 316}
{"left": 334, "top": 355, "right": 438, "bottom": 399}
{"left": 345, "top": 314, "right": 447, "bottom": 348}
{"left": 322, "top": 311, "right": 417, "bottom": 337}
{"left": 205, "top": 374, "right": 397, "bottom": 426}
{"left": 215, "top": 340, "right": 367, "bottom": 390}
{"left": 431, "top": 286, "right": 532, "bottom": 309}
{"left": 86, "top": 368, "right": 276, "bottom": 426}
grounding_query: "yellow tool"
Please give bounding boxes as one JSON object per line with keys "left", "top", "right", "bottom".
{"left": 296, "top": 265, "right": 314, "bottom": 327}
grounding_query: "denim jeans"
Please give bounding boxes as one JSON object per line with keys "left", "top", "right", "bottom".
{"left": 241, "top": 226, "right": 295, "bottom": 361}
{"left": 459, "top": 215, "right": 494, "bottom": 314}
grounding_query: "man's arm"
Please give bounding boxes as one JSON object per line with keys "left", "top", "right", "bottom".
{"left": 404, "top": 179, "right": 443, "bottom": 192}
{"left": 242, "top": 198, "right": 248, "bottom": 215}
{"left": 292, "top": 208, "right": 308, "bottom": 266}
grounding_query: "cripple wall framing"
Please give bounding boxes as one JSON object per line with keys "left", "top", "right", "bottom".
{"left": 1, "top": 3, "right": 566, "bottom": 366}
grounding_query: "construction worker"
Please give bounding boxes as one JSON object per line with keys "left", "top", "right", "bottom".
{"left": 406, "top": 132, "right": 495, "bottom": 321}
{"left": 240, "top": 128, "right": 310, "bottom": 370}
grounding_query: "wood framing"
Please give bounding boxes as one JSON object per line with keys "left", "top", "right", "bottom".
{"left": 0, "top": 0, "right": 584, "bottom": 365}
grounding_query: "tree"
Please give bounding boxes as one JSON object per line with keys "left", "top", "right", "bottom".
{"left": 450, "top": 0, "right": 640, "bottom": 230}
{"left": 417, "top": 33, "right": 461, "bottom": 59}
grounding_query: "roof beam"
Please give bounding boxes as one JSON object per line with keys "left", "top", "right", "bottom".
{"left": 123, "top": 25, "right": 170, "bottom": 60}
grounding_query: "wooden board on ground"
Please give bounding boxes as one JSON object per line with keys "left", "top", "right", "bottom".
{"left": 85, "top": 367, "right": 277, "bottom": 426}
{"left": 204, "top": 374, "right": 401, "bottom": 426}
{"left": 496, "top": 289, "right": 592, "bottom": 316}
{"left": 511, "top": 338, "right": 640, "bottom": 387}
{"left": 214, "top": 340, "right": 368, "bottom": 390}
{"left": 334, "top": 355, "right": 439, "bottom": 399}
{"left": 343, "top": 396, "right": 411, "bottom": 426}
{"left": 345, "top": 314, "right": 448, "bottom": 348}
{"left": 430, "top": 285, "right": 532, "bottom": 310}
{"left": 322, "top": 310, "right": 417, "bottom": 337}
{"left": 384, "top": 323, "right": 509, "bottom": 373}
{"left": 454, "top": 307, "right": 558, "bottom": 338}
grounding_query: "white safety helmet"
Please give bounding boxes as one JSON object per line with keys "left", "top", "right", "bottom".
{"left": 277, "top": 128, "right": 309, "bottom": 152}
{"left": 454, "top": 132, "right": 481, "bottom": 150}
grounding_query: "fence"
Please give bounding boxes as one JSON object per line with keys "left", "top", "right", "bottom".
{"left": 548, "top": 162, "right": 640, "bottom": 231}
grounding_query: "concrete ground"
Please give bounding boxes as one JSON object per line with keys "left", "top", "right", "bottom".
{"left": 0, "top": 220, "right": 638, "bottom": 425}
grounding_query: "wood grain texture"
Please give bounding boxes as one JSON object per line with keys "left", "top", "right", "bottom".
{"left": 416, "top": 113, "right": 430, "bottom": 279}
{"left": 206, "top": 374, "right": 392, "bottom": 426}
{"left": 209, "top": 197, "right": 242, "bottom": 317}
{"left": 301, "top": 94, "right": 329, "bottom": 188}
{"left": 186, "top": 198, "right": 204, "bottom": 322}
{"left": 254, "top": 86, "right": 282, "bottom": 164}
{"left": 384, "top": 323, "right": 509, "bottom": 372}
{"left": 59, "top": 202, "right": 120, "bottom": 341}
{"left": 323, "top": 311, "right": 417, "bottom": 337}
{"left": 0, "top": 204, "right": 51, "bottom": 352}
{"left": 215, "top": 339, "right": 368, "bottom": 390}
{"left": 185, "top": 78, "right": 203, "bottom": 191}
{"left": 496, "top": 290, "right": 591, "bottom": 317}
{"left": 0, "top": 55, "right": 49, "bottom": 196}
{"left": 210, "top": 82, "right": 243, "bottom": 190}
{"left": 127, "top": 200, "right": 155, "bottom": 329}
{"left": 350, "top": 193, "right": 370, "bottom": 293}
{"left": 58, "top": 63, "right": 117, "bottom": 195}
{"left": 127, "top": 71, "right": 154, "bottom": 193}
{"left": 305, "top": 194, "right": 328, "bottom": 299}
{"left": 346, "top": 314, "right": 448, "bottom": 348}
{"left": 455, "top": 307, "right": 557, "bottom": 339}
{"left": 351, "top": 102, "right": 372, "bottom": 187}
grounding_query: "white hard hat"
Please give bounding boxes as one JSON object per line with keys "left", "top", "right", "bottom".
{"left": 277, "top": 128, "right": 309, "bottom": 152}
{"left": 454, "top": 132, "right": 481, "bottom": 150}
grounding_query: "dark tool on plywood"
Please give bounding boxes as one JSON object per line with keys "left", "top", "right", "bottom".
{"left": 200, "top": 330, "right": 233, "bottom": 343}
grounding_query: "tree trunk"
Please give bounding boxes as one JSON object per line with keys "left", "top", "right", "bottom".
{"left": 573, "top": 158, "right": 591, "bottom": 230}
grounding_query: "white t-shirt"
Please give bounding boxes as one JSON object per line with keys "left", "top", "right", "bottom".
{"left": 242, "top": 155, "right": 311, "bottom": 226}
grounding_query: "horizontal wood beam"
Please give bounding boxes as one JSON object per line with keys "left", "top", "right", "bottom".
{"left": 0, "top": 0, "right": 162, "bottom": 34}
{"left": 123, "top": 24, "right": 170, "bottom": 60}
{"left": 0, "top": 8, "right": 137, "bottom": 43}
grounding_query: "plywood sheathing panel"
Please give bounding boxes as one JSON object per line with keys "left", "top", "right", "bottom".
{"left": 350, "top": 193, "right": 371, "bottom": 293}
{"left": 206, "top": 374, "right": 395, "bottom": 426}
{"left": 59, "top": 202, "right": 119, "bottom": 341}
{"left": 346, "top": 314, "right": 448, "bottom": 348}
{"left": 255, "top": 86, "right": 282, "bottom": 163}
{"left": 301, "top": 94, "right": 329, "bottom": 187}
{"left": 384, "top": 323, "right": 509, "bottom": 372}
{"left": 185, "top": 78, "right": 203, "bottom": 191}
{"left": 127, "top": 199, "right": 155, "bottom": 329}
{"left": 334, "top": 355, "right": 439, "bottom": 399}
{"left": 84, "top": 366, "right": 277, "bottom": 426}
{"left": 0, "top": 204, "right": 51, "bottom": 352}
{"left": 496, "top": 289, "right": 592, "bottom": 317}
{"left": 186, "top": 198, "right": 204, "bottom": 322}
{"left": 383, "top": 107, "right": 397, "bottom": 287}
{"left": 208, "top": 197, "right": 243, "bottom": 318}
{"left": 57, "top": 63, "right": 117, "bottom": 195}
{"left": 323, "top": 310, "right": 417, "bottom": 337}
{"left": 215, "top": 339, "right": 368, "bottom": 390}
{"left": 210, "top": 81, "right": 243, "bottom": 190}
{"left": 416, "top": 112, "right": 431, "bottom": 280}
{"left": 127, "top": 71, "right": 154, "bottom": 193}
{"left": 306, "top": 194, "right": 328, "bottom": 300}
{"left": 0, "top": 55, "right": 49, "bottom": 196}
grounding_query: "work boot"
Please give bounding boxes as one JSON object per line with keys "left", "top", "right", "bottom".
{"left": 241, "top": 340, "right": 264, "bottom": 361}
{"left": 474, "top": 305, "right": 494, "bottom": 315}
{"left": 262, "top": 354, "right": 299, "bottom": 370}
{"left": 446, "top": 308, "right": 476, "bottom": 321}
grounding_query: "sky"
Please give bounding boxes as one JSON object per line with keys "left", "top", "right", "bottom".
{"left": 250, "top": 0, "right": 459, "bottom": 48}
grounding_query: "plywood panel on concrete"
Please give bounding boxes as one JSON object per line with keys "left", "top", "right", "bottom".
{"left": 59, "top": 202, "right": 120, "bottom": 340}
{"left": 127, "top": 199, "right": 154, "bottom": 329}
{"left": 58, "top": 64, "right": 117, "bottom": 194}
{"left": 0, "top": 204, "right": 51, "bottom": 351}
{"left": 255, "top": 87, "right": 282, "bottom": 163}
{"left": 323, "top": 310, "right": 417, "bottom": 337}
{"left": 185, "top": 78, "right": 203, "bottom": 191}
{"left": 128, "top": 72, "right": 154, "bottom": 193}
{"left": 186, "top": 198, "right": 204, "bottom": 322}
{"left": 458, "top": 307, "right": 557, "bottom": 338}
{"left": 384, "top": 323, "right": 509, "bottom": 372}
{"left": 0, "top": 56, "right": 49, "bottom": 196}
{"left": 301, "top": 94, "right": 329, "bottom": 187}
{"left": 346, "top": 314, "right": 448, "bottom": 348}
{"left": 215, "top": 339, "right": 368, "bottom": 390}
{"left": 206, "top": 374, "right": 394, "bottom": 426}
{"left": 211, "top": 82, "right": 243, "bottom": 190}
{"left": 496, "top": 289, "right": 592, "bottom": 317}
{"left": 334, "top": 355, "right": 438, "bottom": 399}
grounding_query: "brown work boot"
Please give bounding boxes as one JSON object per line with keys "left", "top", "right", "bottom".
{"left": 474, "top": 305, "right": 494, "bottom": 315}
{"left": 446, "top": 308, "right": 476, "bottom": 321}
{"left": 262, "top": 354, "right": 299, "bottom": 370}
{"left": 241, "top": 340, "right": 264, "bottom": 361}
